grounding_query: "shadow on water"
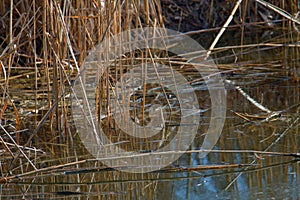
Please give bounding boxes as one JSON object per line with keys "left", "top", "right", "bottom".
{"left": 1, "top": 25, "right": 300, "bottom": 200}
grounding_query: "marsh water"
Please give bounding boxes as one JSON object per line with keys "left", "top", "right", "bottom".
{"left": 1, "top": 28, "right": 300, "bottom": 200}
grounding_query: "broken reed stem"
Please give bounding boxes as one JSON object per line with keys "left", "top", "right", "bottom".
{"left": 206, "top": 0, "right": 243, "bottom": 59}
{"left": 0, "top": 124, "right": 37, "bottom": 170}
{"left": 0, "top": 139, "right": 44, "bottom": 153}
{"left": 205, "top": 0, "right": 300, "bottom": 59}
{"left": 1, "top": 148, "right": 298, "bottom": 183}
{"left": 265, "top": 114, "right": 300, "bottom": 151}
{"left": 255, "top": 0, "right": 300, "bottom": 25}
{"left": 225, "top": 79, "right": 272, "bottom": 113}
{"left": 0, "top": 162, "right": 252, "bottom": 184}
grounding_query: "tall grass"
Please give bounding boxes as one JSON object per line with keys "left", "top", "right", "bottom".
{"left": 0, "top": 0, "right": 299, "bottom": 198}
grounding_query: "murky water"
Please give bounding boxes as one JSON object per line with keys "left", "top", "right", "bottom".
{"left": 1, "top": 28, "right": 300, "bottom": 199}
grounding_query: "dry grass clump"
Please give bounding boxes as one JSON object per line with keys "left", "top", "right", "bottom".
{"left": 0, "top": 0, "right": 164, "bottom": 172}
{"left": 0, "top": 0, "right": 299, "bottom": 188}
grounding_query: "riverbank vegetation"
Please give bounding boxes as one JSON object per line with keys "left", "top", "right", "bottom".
{"left": 0, "top": 0, "right": 299, "bottom": 198}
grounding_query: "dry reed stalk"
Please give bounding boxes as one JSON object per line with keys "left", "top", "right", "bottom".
{"left": 206, "top": 0, "right": 243, "bottom": 59}
{"left": 0, "top": 1, "right": 298, "bottom": 192}
{"left": 256, "top": 0, "right": 300, "bottom": 25}
{"left": 0, "top": 124, "right": 37, "bottom": 170}
{"left": 239, "top": 0, "right": 249, "bottom": 59}
{"left": 1, "top": 147, "right": 298, "bottom": 183}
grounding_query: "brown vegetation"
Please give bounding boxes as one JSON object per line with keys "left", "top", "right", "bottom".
{"left": 0, "top": 1, "right": 299, "bottom": 198}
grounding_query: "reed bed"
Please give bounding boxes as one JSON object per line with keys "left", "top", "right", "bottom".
{"left": 0, "top": 0, "right": 299, "bottom": 199}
